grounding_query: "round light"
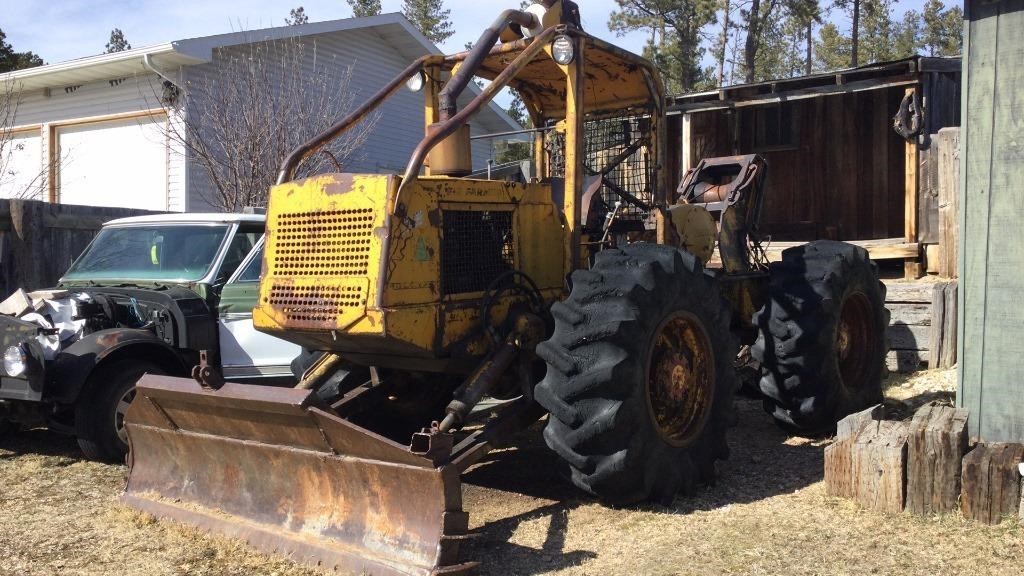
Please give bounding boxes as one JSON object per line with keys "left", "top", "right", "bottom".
{"left": 3, "top": 345, "right": 27, "bottom": 378}
{"left": 551, "top": 35, "right": 575, "bottom": 66}
{"left": 406, "top": 71, "right": 426, "bottom": 93}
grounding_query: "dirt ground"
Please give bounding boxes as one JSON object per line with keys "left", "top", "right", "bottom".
{"left": 1, "top": 369, "right": 1020, "bottom": 576}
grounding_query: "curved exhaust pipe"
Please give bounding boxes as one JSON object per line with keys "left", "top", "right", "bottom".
{"left": 437, "top": 9, "right": 540, "bottom": 122}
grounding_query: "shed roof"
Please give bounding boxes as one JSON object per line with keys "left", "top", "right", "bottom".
{"left": 670, "top": 55, "right": 961, "bottom": 114}
{"left": 0, "top": 13, "right": 520, "bottom": 134}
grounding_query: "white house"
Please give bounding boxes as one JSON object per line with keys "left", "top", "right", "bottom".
{"left": 0, "top": 14, "right": 520, "bottom": 212}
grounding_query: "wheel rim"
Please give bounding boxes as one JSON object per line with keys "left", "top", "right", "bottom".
{"left": 837, "top": 291, "right": 875, "bottom": 390}
{"left": 114, "top": 387, "right": 136, "bottom": 445}
{"left": 646, "top": 311, "right": 716, "bottom": 448}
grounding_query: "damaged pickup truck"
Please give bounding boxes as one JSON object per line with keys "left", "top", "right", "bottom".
{"left": 0, "top": 213, "right": 300, "bottom": 461}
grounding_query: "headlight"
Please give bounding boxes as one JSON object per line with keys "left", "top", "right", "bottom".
{"left": 551, "top": 35, "right": 575, "bottom": 65}
{"left": 406, "top": 70, "right": 426, "bottom": 92}
{"left": 3, "top": 345, "right": 27, "bottom": 378}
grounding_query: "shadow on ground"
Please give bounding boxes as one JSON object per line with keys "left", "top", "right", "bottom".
{"left": 461, "top": 395, "right": 827, "bottom": 574}
{"left": 0, "top": 428, "right": 82, "bottom": 461}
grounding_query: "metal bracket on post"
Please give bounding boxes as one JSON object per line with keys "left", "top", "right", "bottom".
{"left": 191, "top": 350, "right": 225, "bottom": 390}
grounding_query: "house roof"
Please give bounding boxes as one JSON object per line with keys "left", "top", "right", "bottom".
{"left": 1, "top": 13, "right": 519, "bottom": 133}
{"left": 669, "top": 55, "right": 961, "bottom": 114}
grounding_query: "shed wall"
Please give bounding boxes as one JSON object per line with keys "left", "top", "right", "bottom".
{"left": 958, "top": 0, "right": 1024, "bottom": 443}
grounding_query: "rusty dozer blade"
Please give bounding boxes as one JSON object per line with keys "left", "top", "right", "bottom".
{"left": 121, "top": 374, "right": 476, "bottom": 576}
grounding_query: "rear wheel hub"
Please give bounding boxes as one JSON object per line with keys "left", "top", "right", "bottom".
{"left": 646, "top": 311, "right": 715, "bottom": 448}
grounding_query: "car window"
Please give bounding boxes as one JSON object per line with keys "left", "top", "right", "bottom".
{"left": 234, "top": 244, "right": 264, "bottom": 283}
{"left": 216, "top": 231, "right": 261, "bottom": 284}
{"left": 63, "top": 225, "right": 230, "bottom": 282}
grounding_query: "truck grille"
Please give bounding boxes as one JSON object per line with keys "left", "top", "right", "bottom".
{"left": 268, "top": 284, "right": 366, "bottom": 324}
{"left": 271, "top": 208, "right": 375, "bottom": 277}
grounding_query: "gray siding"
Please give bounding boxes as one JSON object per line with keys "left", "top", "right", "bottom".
{"left": 9, "top": 73, "right": 189, "bottom": 211}
{"left": 182, "top": 28, "right": 510, "bottom": 211}
{"left": 957, "top": 0, "right": 1024, "bottom": 442}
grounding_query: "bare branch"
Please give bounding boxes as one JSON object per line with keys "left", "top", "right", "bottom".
{"left": 143, "top": 33, "right": 378, "bottom": 213}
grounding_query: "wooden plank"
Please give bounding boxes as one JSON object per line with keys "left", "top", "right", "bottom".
{"left": 957, "top": 0, "right": 999, "bottom": 441}
{"left": 961, "top": 442, "right": 1024, "bottom": 524}
{"left": 883, "top": 281, "right": 934, "bottom": 303}
{"left": 906, "top": 403, "right": 969, "bottom": 515}
{"left": 928, "top": 282, "right": 959, "bottom": 369}
{"left": 887, "top": 349, "right": 926, "bottom": 373}
{"left": 888, "top": 324, "right": 930, "bottom": 351}
{"left": 937, "top": 128, "right": 960, "bottom": 278}
{"left": 918, "top": 142, "right": 940, "bottom": 244}
{"left": 887, "top": 302, "right": 932, "bottom": 327}
{"left": 872, "top": 89, "right": 890, "bottom": 239}
{"left": 904, "top": 86, "right": 922, "bottom": 279}
{"left": 940, "top": 282, "right": 958, "bottom": 368}
{"left": 852, "top": 419, "right": 909, "bottom": 513}
{"left": 925, "top": 243, "right": 941, "bottom": 274}
{"left": 928, "top": 282, "right": 949, "bottom": 368}
{"left": 965, "top": 1, "right": 1024, "bottom": 443}
{"left": 763, "top": 239, "right": 919, "bottom": 263}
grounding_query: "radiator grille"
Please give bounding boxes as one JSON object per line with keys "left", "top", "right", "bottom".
{"left": 442, "top": 210, "right": 515, "bottom": 294}
{"left": 268, "top": 285, "right": 365, "bottom": 323}
{"left": 272, "top": 208, "right": 375, "bottom": 276}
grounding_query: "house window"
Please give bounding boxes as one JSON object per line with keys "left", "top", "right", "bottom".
{"left": 751, "top": 103, "right": 798, "bottom": 151}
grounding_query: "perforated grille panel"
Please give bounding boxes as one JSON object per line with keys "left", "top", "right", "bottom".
{"left": 268, "top": 284, "right": 365, "bottom": 324}
{"left": 442, "top": 210, "right": 515, "bottom": 294}
{"left": 272, "top": 208, "right": 375, "bottom": 276}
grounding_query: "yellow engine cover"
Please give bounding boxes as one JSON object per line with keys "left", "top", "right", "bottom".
{"left": 253, "top": 173, "right": 567, "bottom": 370}
{"left": 667, "top": 204, "right": 717, "bottom": 265}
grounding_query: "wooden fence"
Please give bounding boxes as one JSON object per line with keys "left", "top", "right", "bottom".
{"left": 0, "top": 199, "right": 162, "bottom": 298}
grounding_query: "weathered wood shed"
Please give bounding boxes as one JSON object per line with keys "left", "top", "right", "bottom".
{"left": 667, "top": 57, "right": 961, "bottom": 278}
{"left": 958, "top": 0, "right": 1024, "bottom": 443}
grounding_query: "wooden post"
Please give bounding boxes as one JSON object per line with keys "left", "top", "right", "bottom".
{"left": 927, "top": 281, "right": 958, "bottom": 369}
{"left": 937, "top": 128, "right": 960, "bottom": 278}
{"left": 824, "top": 405, "right": 909, "bottom": 514}
{"left": 825, "top": 404, "right": 885, "bottom": 498}
{"left": 906, "top": 403, "right": 969, "bottom": 515}
{"left": 961, "top": 442, "right": 1024, "bottom": 524}
{"left": 904, "top": 87, "right": 921, "bottom": 279}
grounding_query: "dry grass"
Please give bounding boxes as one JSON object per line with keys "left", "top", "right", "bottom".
{"left": 1, "top": 369, "right": 1019, "bottom": 576}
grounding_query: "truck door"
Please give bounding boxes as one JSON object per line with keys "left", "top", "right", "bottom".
{"left": 217, "top": 238, "right": 301, "bottom": 385}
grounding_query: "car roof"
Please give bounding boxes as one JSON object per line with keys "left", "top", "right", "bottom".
{"left": 104, "top": 213, "right": 266, "bottom": 226}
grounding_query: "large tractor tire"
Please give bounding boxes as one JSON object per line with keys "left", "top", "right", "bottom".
{"left": 752, "top": 240, "right": 889, "bottom": 434}
{"left": 76, "top": 359, "right": 165, "bottom": 462}
{"left": 535, "top": 243, "right": 737, "bottom": 505}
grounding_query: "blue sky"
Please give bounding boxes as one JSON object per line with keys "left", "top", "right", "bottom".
{"left": 5, "top": 0, "right": 948, "bottom": 67}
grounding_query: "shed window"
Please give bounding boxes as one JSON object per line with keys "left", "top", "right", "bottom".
{"left": 750, "top": 104, "right": 798, "bottom": 151}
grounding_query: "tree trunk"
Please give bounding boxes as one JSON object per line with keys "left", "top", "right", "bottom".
{"left": 718, "top": 0, "right": 731, "bottom": 86}
{"left": 744, "top": 0, "right": 762, "bottom": 82}
{"left": 851, "top": 0, "right": 860, "bottom": 67}
{"left": 806, "top": 22, "right": 813, "bottom": 74}
{"left": 678, "top": 34, "right": 692, "bottom": 92}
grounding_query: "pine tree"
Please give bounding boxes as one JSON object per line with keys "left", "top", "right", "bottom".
{"left": 347, "top": 0, "right": 382, "bottom": 18}
{"left": 609, "top": 0, "right": 717, "bottom": 93}
{"left": 105, "top": 28, "right": 131, "bottom": 53}
{"left": 813, "top": 23, "right": 852, "bottom": 71}
{"left": 0, "top": 28, "right": 43, "bottom": 72}
{"left": 402, "top": 0, "right": 456, "bottom": 44}
{"left": 893, "top": 9, "right": 923, "bottom": 57}
{"left": 285, "top": 7, "right": 309, "bottom": 26}
{"left": 858, "top": 0, "right": 897, "bottom": 64}
{"left": 922, "top": 0, "right": 963, "bottom": 56}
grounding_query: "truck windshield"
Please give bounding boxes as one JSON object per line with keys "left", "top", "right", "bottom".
{"left": 63, "top": 225, "right": 231, "bottom": 282}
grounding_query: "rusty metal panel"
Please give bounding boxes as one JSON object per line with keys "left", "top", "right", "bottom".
{"left": 123, "top": 374, "right": 475, "bottom": 576}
